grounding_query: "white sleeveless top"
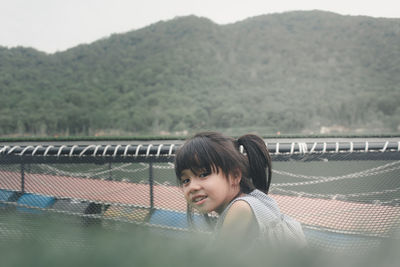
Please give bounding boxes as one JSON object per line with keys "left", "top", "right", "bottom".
{"left": 215, "top": 189, "right": 307, "bottom": 246}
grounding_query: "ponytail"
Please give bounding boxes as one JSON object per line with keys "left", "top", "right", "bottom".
{"left": 237, "top": 134, "right": 272, "bottom": 193}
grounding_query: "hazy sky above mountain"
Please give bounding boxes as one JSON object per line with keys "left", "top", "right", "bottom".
{"left": 1, "top": 0, "right": 399, "bottom": 53}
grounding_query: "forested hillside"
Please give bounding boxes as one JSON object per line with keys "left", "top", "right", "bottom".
{"left": 1, "top": 11, "right": 399, "bottom": 136}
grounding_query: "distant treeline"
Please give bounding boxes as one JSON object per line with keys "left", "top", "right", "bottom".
{"left": 1, "top": 11, "right": 399, "bottom": 136}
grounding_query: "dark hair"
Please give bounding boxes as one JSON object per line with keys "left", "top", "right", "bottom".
{"left": 174, "top": 131, "right": 272, "bottom": 194}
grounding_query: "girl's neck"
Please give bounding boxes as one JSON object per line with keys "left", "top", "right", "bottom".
{"left": 216, "top": 190, "right": 244, "bottom": 215}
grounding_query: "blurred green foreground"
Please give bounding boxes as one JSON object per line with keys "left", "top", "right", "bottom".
{"left": 0, "top": 212, "right": 399, "bottom": 267}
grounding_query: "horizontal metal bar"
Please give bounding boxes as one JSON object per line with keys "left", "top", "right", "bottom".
{"left": 1, "top": 141, "right": 399, "bottom": 158}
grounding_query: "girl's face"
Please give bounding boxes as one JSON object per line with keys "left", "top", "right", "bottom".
{"left": 180, "top": 168, "right": 241, "bottom": 214}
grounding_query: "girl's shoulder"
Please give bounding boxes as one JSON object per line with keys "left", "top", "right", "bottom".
{"left": 214, "top": 195, "right": 259, "bottom": 243}
{"left": 235, "top": 189, "right": 282, "bottom": 222}
{"left": 218, "top": 200, "right": 256, "bottom": 234}
{"left": 216, "top": 190, "right": 280, "bottom": 230}
{"left": 221, "top": 190, "right": 307, "bottom": 246}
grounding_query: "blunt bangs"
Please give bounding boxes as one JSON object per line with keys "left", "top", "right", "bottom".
{"left": 175, "top": 136, "right": 222, "bottom": 181}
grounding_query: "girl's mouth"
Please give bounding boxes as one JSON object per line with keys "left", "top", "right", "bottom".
{"left": 192, "top": 195, "right": 207, "bottom": 205}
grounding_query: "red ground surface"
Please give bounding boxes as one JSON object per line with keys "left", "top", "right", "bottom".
{"left": 1, "top": 170, "right": 399, "bottom": 235}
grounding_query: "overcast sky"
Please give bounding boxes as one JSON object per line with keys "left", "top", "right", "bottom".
{"left": 1, "top": 0, "right": 399, "bottom": 53}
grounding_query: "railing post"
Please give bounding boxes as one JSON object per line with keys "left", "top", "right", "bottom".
{"left": 108, "top": 161, "right": 112, "bottom": 180}
{"left": 20, "top": 162, "right": 25, "bottom": 193}
{"left": 149, "top": 161, "right": 154, "bottom": 210}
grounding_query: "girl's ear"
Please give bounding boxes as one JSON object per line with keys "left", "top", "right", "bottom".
{"left": 230, "top": 169, "right": 242, "bottom": 185}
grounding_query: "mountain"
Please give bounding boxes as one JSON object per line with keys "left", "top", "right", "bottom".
{"left": 0, "top": 11, "right": 399, "bottom": 136}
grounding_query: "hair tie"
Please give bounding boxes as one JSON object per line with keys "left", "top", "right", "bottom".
{"left": 235, "top": 138, "right": 245, "bottom": 154}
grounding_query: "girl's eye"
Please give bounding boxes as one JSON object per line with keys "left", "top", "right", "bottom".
{"left": 181, "top": 178, "right": 190, "bottom": 185}
{"left": 199, "top": 171, "right": 211, "bottom": 178}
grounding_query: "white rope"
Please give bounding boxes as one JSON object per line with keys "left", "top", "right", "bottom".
{"left": 146, "top": 144, "right": 153, "bottom": 157}
{"left": 0, "top": 146, "right": 10, "bottom": 154}
{"left": 113, "top": 145, "right": 122, "bottom": 157}
{"left": 271, "top": 186, "right": 400, "bottom": 199}
{"left": 39, "top": 162, "right": 145, "bottom": 177}
{"left": 123, "top": 145, "right": 131, "bottom": 157}
{"left": 335, "top": 142, "right": 339, "bottom": 153}
{"left": 90, "top": 163, "right": 142, "bottom": 176}
{"left": 276, "top": 143, "right": 280, "bottom": 154}
{"left": 24, "top": 171, "right": 147, "bottom": 196}
{"left": 57, "top": 145, "right": 66, "bottom": 157}
{"left": 43, "top": 145, "right": 54, "bottom": 156}
{"left": 102, "top": 145, "right": 111, "bottom": 156}
{"left": 270, "top": 185, "right": 400, "bottom": 204}
{"left": 69, "top": 145, "right": 78, "bottom": 157}
{"left": 156, "top": 144, "right": 163, "bottom": 157}
{"left": 19, "top": 146, "right": 34, "bottom": 156}
{"left": 273, "top": 162, "right": 400, "bottom": 187}
{"left": 322, "top": 142, "right": 327, "bottom": 153}
{"left": 310, "top": 142, "right": 317, "bottom": 153}
{"left": 79, "top": 145, "right": 96, "bottom": 157}
{"left": 39, "top": 164, "right": 109, "bottom": 177}
{"left": 303, "top": 143, "right": 308, "bottom": 153}
{"left": 117, "top": 164, "right": 150, "bottom": 173}
{"left": 273, "top": 160, "right": 400, "bottom": 181}
{"left": 298, "top": 142, "right": 308, "bottom": 154}
{"left": 168, "top": 144, "right": 174, "bottom": 156}
{"left": 349, "top": 142, "right": 354, "bottom": 153}
{"left": 32, "top": 145, "right": 43, "bottom": 156}
{"left": 290, "top": 143, "right": 295, "bottom": 154}
{"left": 381, "top": 141, "right": 389, "bottom": 152}
{"left": 7, "top": 146, "right": 20, "bottom": 154}
{"left": 135, "top": 145, "right": 142, "bottom": 157}
{"left": 365, "top": 141, "right": 369, "bottom": 152}
{"left": 152, "top": 162, "right": 175, "bottom": 169}
{"left": 93, "top": 145, "right": 101, "bottom": 156}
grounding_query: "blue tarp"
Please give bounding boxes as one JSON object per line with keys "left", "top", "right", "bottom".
{"left": 17, "top": 193, "right": 55, "bottom": 214}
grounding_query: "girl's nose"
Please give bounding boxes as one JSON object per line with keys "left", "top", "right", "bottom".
{"left": 188, "top": 178, "right": 202, "bottom": 192}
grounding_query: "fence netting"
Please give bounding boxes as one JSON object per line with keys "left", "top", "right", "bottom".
{"left": 0, "top": 140, "right": 399, "bottom": 252}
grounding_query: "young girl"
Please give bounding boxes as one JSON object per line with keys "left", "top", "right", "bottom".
{"left": 175, "top": 132, "right": 306, "bottom": 246}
